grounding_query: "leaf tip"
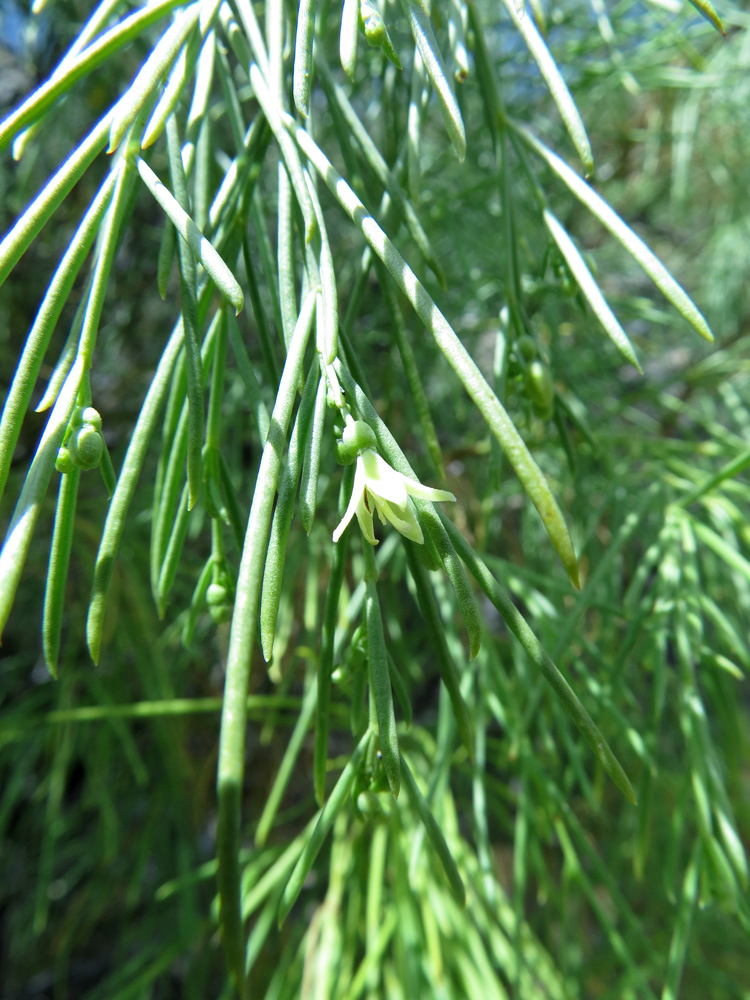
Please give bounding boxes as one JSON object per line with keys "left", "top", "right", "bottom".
{"left": 564, "top": 553, "right": 581, "bottom": 590}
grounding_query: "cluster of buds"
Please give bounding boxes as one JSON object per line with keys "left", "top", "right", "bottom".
{"left": 55, "top": 407, "right": 105, "bottom": 474}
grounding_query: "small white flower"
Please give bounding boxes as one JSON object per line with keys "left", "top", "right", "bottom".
{"left": 333, "top": 425, "right": 455, "bottom": 545}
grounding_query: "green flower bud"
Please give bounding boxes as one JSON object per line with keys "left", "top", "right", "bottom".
{"left": 525, "top": 360, "right": 555, "bottom": 419}
{"left": 517, "top": 335, "right": 537, "bottom": 361}
{"left": 359, "top": 1, "right": 402, "bottom": 68}
{"left": 206, "top": 583, "right": 229, "bottom": 606}
{"left": 332, "top": 664, "right": 351, "bottom": 686}
{"left": 362, "top": 7, "right": 386, "bottom": 47}
{"left": 341, "top": 420, "right": 378, "bottom": 458}
{"left": 69, "top": 424, "right": 104, "bottom": 470}
{"left": 55, "top": 446, "right": 76, "bottom": 475}
{"left": 81, "top": 406, "right": 102, "bottom": 431}
{"left": 209, "top": 603, "right": 232, "bottom": 624}
{"left": 335, "top": 439, "right": 357, "bottom": 466}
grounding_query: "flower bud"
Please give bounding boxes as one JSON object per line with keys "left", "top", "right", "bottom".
{"left": 206, "top": 583, "right": 229, "bottom": 606}
{"left": 362, "top": 5, "right": 386, "bottom": 47}
{"left": 209, "top": 603, "right": 232, "bottom": 624}
{"left": 55, "top": 446, "right": 75, "bottom": 475}
{"left": 346, "top": 420, "right": 377, "bottom": 454}
{"left": 81, "top": 406, "right": 102, "bottom": 431}
{"left": 69, "top": 424, "right": 104, "bottom": 470}
{"left": 525, "top": 360, "right": 554, "bottom": 419}
{"left": 517, "top": 335, "right": 537, "bottom": 361}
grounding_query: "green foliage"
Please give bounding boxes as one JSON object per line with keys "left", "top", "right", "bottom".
{"left": 1, "top": 0, "right": 749, "bottom": 997}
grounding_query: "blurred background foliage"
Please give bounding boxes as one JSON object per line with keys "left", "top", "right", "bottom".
{"left": 1, "top": 0, "right": 749, "bottom": 997}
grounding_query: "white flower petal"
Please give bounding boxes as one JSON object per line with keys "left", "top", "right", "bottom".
{"left": 360, "top": 450, "right": 409, "bottom": 508}
{"left": 355, "top": 488, "right": 378, "bottom": 545}
{"left": 403, "top": 479, "right": 456, "bottom": 503}
{"left": 332, "top": 456, "right": 366, "bottom": 543}
{"left": 375, "top": 496, "right": 424, "bottom": 544}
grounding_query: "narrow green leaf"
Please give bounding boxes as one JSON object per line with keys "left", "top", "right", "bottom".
{"left": 306, "top": 176, "right": 339, "bottom": 366}
{"left": 544, "top": 209, "right": 641, "bottom": 370}
{"left": 137, "top": 158, "right": 244, "bottom": 314}
{"left": 0, "top": 0, "right": 185, "bottom": 153}
{"left": 151, "top": 403, "right": 188, "bottom": 599}
{"left": 381, "top": 277, "right": 445, "bottom": 478}
{"left": 108, "top": 3, "right": 201, "bottom": 152}
{"left": 156, "top": 482, "right": 191, "bottom": 615}
{"left": 216, "top": 452, "right": 246, "bottom": 552}
{"left": 184, "top": 31, "right": 217, "bottom": 166}
{"left": 293, "top": 0, "right": 318, "bottom": 118}
{"left": 440, "top": 512, "right": 638, "bottom": 804}
{"left": 256, "top": 679, "right": 318, "bottom": 847}
{"left": 317, "top": 55, "right": 445, "bottom": 285}
{"left": 141, "top": 24, "right": 202, "bottom": 149}
{"left": 713, "top": 804, "right": 749, "bottom": 890}
{"left": 87, "top": 326, "right": 183, "bottom": 664}
{"left": 42, "top": 467, "right": 81, "bottom": 677}
{"left": 76, "top": 155, "right": 136, "bottom": 371}
{"left": 365, "top": 575, "right": 401, "bottom": 798}
{"left": 99, "top": 439, "right": 116, "bottom": 498}
{"left": 419, "top": 505, "right": 481, "bottom": 660}
{"left": 692, "top": 520, "right": 750, "bottom": 583}
{"left": 166, "top": 118, "right": 203, "bottom": 512}
{"left": 313, "top": 472, "right": 352, "bottom": 805}
{"left": 182, "top": 557, "right": 215, "bottom": 648}
{"left": 35, "top": 315, "right": 80, "bottom": 415}
{"left": 225, "top": 310, "right": 271, "bottom": 442}
{"left": 157, "top": 216, "right": 176, "bottom": 299}
{"left": 406, "top": 50, "right": 429, "bottom": 201}
{"left": 340, "top": 0, "right": 359, "bottom": 78}
{"left": 242, "top": 228, "right": 281, "bottom": 390}
{"left": 11, "top": 0, "right": 123, "bottom": 160}
{"left": 248, "top": 64, "right": 317, "bottom": 242}
{"left": 0, "top": 115, "right": 111, "bottom": 288}
{"left": 299, "top": 376, "right": 327, "bottom": 534}
{"left": 501, "top": 0, "right": 593, "bottom": 175}
{"left": 277, "top": 165, "right": 298, "bottom": 350}
{"left": 260, "top": 365, "right": 319, "bottom": 662}
{"left": 398, "top": 0, "right": 466, "bottom": 161}
{"left": 661, "top": 841, "right": 702, "bottom": 1000}
{"left": 278, "top": 730, "right": 372, "bottom": 926}
{"left": 0, "top": 169, "right": 117, "bottom": 502}
{"left": 516, "top": 123, "right": 714, "bottom": 342}
{"left": 400, "top": 752, "right": 466, "bottom": 906}
{"left": 387, "top": 651, "right": 412, "bottom": 728}
{"left": 686, "top": 0, "right": 725, "bottom": 35}
{"left": 674, "top": 444, "right": 750, "bottom": 509}
{"left": 404, "top": 544, "right": 475, "bottom": 758}
{"left": 448, "top": 0, "right": 469, "bottom": 82}
{"left": 0, "top": 359, "right": 83, "bottom": 641}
